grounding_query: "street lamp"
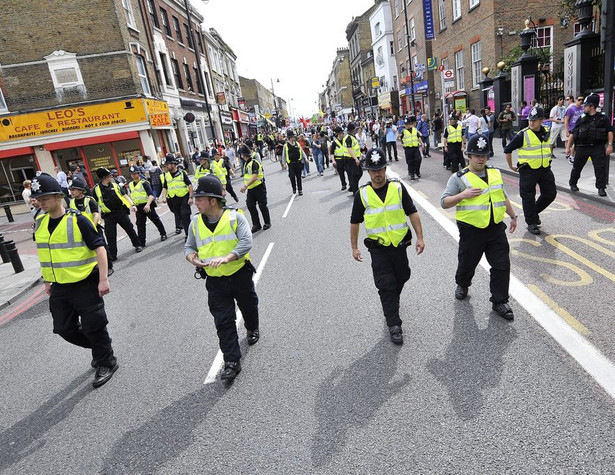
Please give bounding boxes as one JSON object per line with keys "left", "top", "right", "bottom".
{"left": 270, "top": 78, "right": 280, "bottom": 128}
{"left": 402, "top": 3, "right": 417, "bottom": 116}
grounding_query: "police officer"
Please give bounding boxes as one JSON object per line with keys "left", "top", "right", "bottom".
{"left": 443, "top": 114, "right": 465, "bottom": 172}
{"left": 350, "top": 147, "right": 425, "bottom": 345}
{"left": 282, "top": 130, "right": 307, "bottom": 195}
{"left": 504, "top": 106, "right": 557, "bottom": 235}
{"left": 567, "top": 93, "right": 614, "bottom": 197}
{"left": 69, "top": 178, "right": 114, "bottom": 276}
{"left": 240, "top": 145, "right": 271, "bottom": 232}
{"left": 194, "top": 152, "right": 212, "bottom": 180}
{"left": 32, "top": 173, "right": 118, "bottom": 388}
{"left": 256, "top": 131, "right": 264, "bottom": 156}
{"left": 160, "top": 153, "right": 193, "bottom": 237}
{"left": 441, "top": 134, "right": 517, "bottom": 320}
{"left": 212, "top": 149, "right": 239, "bottom": 202}
{"left": 128, "top": 166, "right": 167, "bottom": 246}
{"left": 331, "top": 126, "right": 350, "bottom": 191}
{"left": 399, "top": 116, "right": 425, "bottom": 180}
{"left": 185, "top": 175, "right": 260, "bottom": 382}
{"left": 93, "top": 167, "right": 142, "bottom": 260}
{"left": 344, "top": 123, "right": 363, "bottom": 194}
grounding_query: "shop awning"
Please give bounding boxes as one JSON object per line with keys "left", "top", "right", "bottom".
{"left": 44, "top": 131, "right": 140, "bottom": 151}
{"left": 0, "top": 146, "right": 34, "bottom": 159}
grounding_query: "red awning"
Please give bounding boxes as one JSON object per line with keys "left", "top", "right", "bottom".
{"left": 0, "top": 146, "right": 34, "bottom": 159}
{"left": 444, "top": 90, "right": 468, "bottom": 99}
{"left": 44, "top": 131, "right": 140, "bottom": 151}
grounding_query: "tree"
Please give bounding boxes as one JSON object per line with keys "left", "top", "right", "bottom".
{"left": 559, "top": 0, "right": 602, "bottom": 19}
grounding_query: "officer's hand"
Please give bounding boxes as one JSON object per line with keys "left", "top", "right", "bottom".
{"left": 565, "top": 147, "right": 570, "bottom": 155}
{"left": 352, "top": 248, "right": 363, "bottom": 262}
{"left": 188, "top": 198, "right": 193, "bottom": 206}
{"left": 207, "top": 256, "right": 228, "bottom": 269}
{"left": 240, "top": 186, "right": 247, "bottom": 193}
{"left": 415, "top": 239, "right": 425, "bottom": 255}
{"left": 131, "top": 205, "right": 137, "bottom": 213}
{"left": 463, "top": 187, "right": 482, "bottom": 199}
{"left": 509, "top": 217, "right": 517, "bottom": 233}
{"left": 44, "top": 282, "right": 52, "bottom": 296}
{"left": 509, "top": 164, "right": 518, "bottom": 172}
{"left": 98, "top": 279, "right": 110, "bottom": 297}
{"left": 144, "top": 205, "right": 150, "bottom": 213}
{"left": 161, "top": 197, "right": 167, "bottom": 204}
{"left": 444, "top": 146, "right": 448, "bottom": 153}
{"left": 607, "top": 145, "right": 613, "bottom": 156}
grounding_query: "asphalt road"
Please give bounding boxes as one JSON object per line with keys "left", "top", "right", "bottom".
{"left": 1, "top": 153, "right": 615, "bottom": 474}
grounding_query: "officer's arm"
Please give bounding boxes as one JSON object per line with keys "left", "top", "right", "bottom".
{"left": 564, "top": 115, "right": 570, "bottom": 135}
{"left": 188, "top": 183, "right": 194, "bottom": 201}
{"left": 350, "top": 223, "right": 362, "bottom": 262}
{"left": 93, "top": 212, "right": 101, "bottom": 227}
{"left": 504, "top": 197, "right": 517, "bottom": 233}
{"left": 408, "top": 212, "right": 425, "bottom": 255}
{"left": 607, "top": 131, "right": 614, "bottom": 154}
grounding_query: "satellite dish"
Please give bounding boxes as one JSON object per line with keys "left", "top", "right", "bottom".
{"left": 376, "top": 54, "right": 384, "bottom": 66}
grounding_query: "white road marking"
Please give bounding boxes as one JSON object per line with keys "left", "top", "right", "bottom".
{"left": 282, "top": 194, "right": 296, "bottom": 218}
{"left": 388, "top": 169, "right": 615, "bottom": 401}
{"left": 204, "top": 241, "right": 275, "bottom": 384}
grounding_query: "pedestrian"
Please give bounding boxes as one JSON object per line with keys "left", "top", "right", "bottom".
{"left": 298, "top": 134, "right": 311, "bottom": 178}
{"left": 149, "top": 160, "right": 163, "bottom": 198}
{"left": 212, "top": 149, "right": 239, "bottom": 202}
{"left": 160, "top": 153, "right": 193, "bottom": 237}
{"left": 350, "top": 147, "right": 425, "bottom": 345}
{"left": 399, "top": 116, "right": 424, "bottom": 180}
{"left": 194, "top": 152, "right": 212, "bottom": 180}
{"left": 32, "top": 173, "right": 119, "bottom": 388}
{"left": 239, "top": 145, "right": 271, "bottom": 232}
{"left": 463, "top": 109, "right": 480, "bottom": 138}
{"left": 22, "top": 180, "right": 34, "bottom": 211}
{"left": 331, "top": 126, "right": 350, "bottom": 190}
{"left": 566, "top": 93, "right": 613, "bottom": 197}
{"left": 565, "top": 95, "right": 585, "bottom": 163}
{"left": 128, "top": 166, "right": 168, "bottom": 247}
{"left": 432, "top": 111, "right": 443, "bottom": 150}
{"left": 192, "top": 147, "right": 201, "bottom": 166}
{"left": 384, "top": 120, "right": 399, "bottom": 162}
{"left": 72, "top": 165, "right": 89, "bottom": 188}
{"left": 54, "top": 165, "right": 70, "bottom": 204}
{"left": 443, "top": 114, "right": 466, "bottom": 173}
{"left": 320, "top": 131, "right": 330, "bottom": 169}
{"left": 441, "top": 133, "right": 517, "bottom": 320}
{"left": 484, "top": 106, "right": 495, "bottom": 157}
{"left": 519, "top": 100, "right": 531, "bottom": 129}
{"left": 504, "top": 106, "right": 557, "bottom": 235}
{"left": 311, "top": 131, "right": 324, "bottom": 176}
{"left": 498, "top": 104, "right": 516, "bottom": 148}
{"left": 185, "top": 175, "right": 260, "bottom": 382}
{"left": 548, "top": 96, "right": 567, "bottom": 159}
{"left": 417, "top": 114, "right": 431, "bottom": 158}
{"left": 283, "top": 131, "right": 307, "bottom": 195}
{"left": 343, "top": 123, "right": 364, "bottom": 194}
{"left": 356, "top": 125, "right": 368, "bottom": 155}
{"left": 222, "top": 151, "right": 240, "bottom": 202}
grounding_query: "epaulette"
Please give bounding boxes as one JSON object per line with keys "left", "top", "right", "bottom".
{"left": 360, "top": 182, "right": 371, "bottom": 189}
{"left": 485, "top": 164, "right": 495, "bottom": 169}
{"left": 66, "top": 208, "right": 82, "bottom": 216}
{"left": 456, "top": 167, "right": 470, "bottom": 177}
{"left": 388, "top": 177, "right": 400, "bottom": 183}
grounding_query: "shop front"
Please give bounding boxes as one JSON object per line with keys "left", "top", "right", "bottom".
{"left": 232, "top": 108, "right": 250, "bottom": 138}
{"left": 377, "top": 91, "right": 400, "bottom": 119}
{"left": 0, "top": 147, "right": 39, "bottom": 204}
{"left": 219, "top": 110, "right": 235, "bottom": 143}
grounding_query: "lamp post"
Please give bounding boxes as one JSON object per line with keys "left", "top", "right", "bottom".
{"left": 402, "top": 3, "right": 416, "bottom": 116}
{"left": 270, "top": 78, "right": 279, "bottom": 129}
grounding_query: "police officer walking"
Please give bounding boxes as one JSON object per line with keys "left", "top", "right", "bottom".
{"left": 343, "top": 123, "right": 363, "bottom": 194}
{"left": 160, "top": 153, "right": 193, "bottom": 237}
{"left": 93, "top": 167, "right": 142, "bottom": 260}
{"left": 32, "top": 173, "right": 119, "bottom": 388}
{"left": 399, "top": 116, "right": 425, "bottom": 180}
{"left": 350, "top": 147, "right": 425, "bottom": 345}
{"left": 566, "top": 93, "right": 614, "bottom": 197}
{"left": 331, "top": 127, "right": 350, "bottom": 191}
{"left": 282, "top": 131, "right": 307, "bottom": 195}
{"left": 128, "top": 166, "right": 167, "bottom": 246}
{"left": 212, "top": 149, "right": 239, "bottom": 202}
{"left": 240, "top": 145, "right": 271, "bottom": 232}
{"left": 443, "top": 114, "right": 465, "bottom": 172}
{"left": 194, "top": 152, "right": 212, "bottom": 180}
{"left": 441, "top": 134, "right": 517, "bottom": 320}
{"left": 185, "top": 175, "right": 260, "bottom": 382}
{"left": 504, "top": 106, "right": 557, "bottom": 235}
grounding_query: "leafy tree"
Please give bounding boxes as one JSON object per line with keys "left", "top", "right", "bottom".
{"left": 559, "top": 0, "right": 602, "bottom": 19}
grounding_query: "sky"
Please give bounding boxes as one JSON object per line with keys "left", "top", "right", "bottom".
{"left": 196, "top": 0, "right": 377, "bottom": 118}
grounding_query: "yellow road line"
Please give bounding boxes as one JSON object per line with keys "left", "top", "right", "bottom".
{"left": 527, "top": 284, "right": 591, "bottom": 335}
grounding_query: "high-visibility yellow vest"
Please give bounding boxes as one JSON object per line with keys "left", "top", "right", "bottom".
{"left": 192, "top": 208, "right": 249, "bottom": 277}
{"left": 69, "top": 196, "right": 95, "bottom": 223}
{"left": 94, "top": 182, "right": 132, "bottom": 213}
{"left": 517, "top": 127, "right": 551, "bottom": 169}
{"left": 244, "top": 158, "right": 263, "bottom": 189}
{"left": 194, "top": 165, "right": 211, "bottom": 180}
{"left": 35, "top": 211, "right": 98, "bottom": 284}
{"left": 456, "top": 167, "right": 507, "bottom": 228}
{"left": 163, "top": 171, "right": 189, "bottom": 198}
{"left": 257, "top": 133, "right": 263, "bottom": 142}
{"left": 344, "top": 134, "right": 361, "bottom": 158}
{"left": 359, "top": 181, "right": 409, "bottom": 247}
{"left": 212, "top": 159, "right": 227, "bottom": 185}
{"left": 284, "top": 142, "right": 303, "bottom": 163}
{"left": 402, "top": 128, "right": 419, "bottom": 147}
{"left": 333, "top": 138, "right": 348, "bottom": 158}
{"left": 446, "top": 124, "right": 463, "bottom": 143}
{"left": 129, "top": 180, "right": 150, "bottom": 205}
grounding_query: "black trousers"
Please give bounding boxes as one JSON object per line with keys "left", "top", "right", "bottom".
{"left": 335, "top": 158, "right": 350, "bottom": 188}
{"left": 167, "top": 195, "right": 192, "bottom": 235}
{"left": 386, "top": 141, "right": 398, "bottom": 161}
{"left": 447, "top": 143, "right": 464, "bottom": 173}
{"left": 225, "top": 181, "right": 239, "bottom": 202}
{"left": 322, "top": 148, "right": 329, "bottom": 167}
{"left": 404, "top": 146, "right": 422, "bottom": 176}
{"left": 422, "top": 140, "right": 430, "bottom": 157}
{"left": 369, "top": 245, "right": 411, "bottom": 327}
{"left": 288, "top": 162, "right": 303, "bottom": 193}
{"left": 346, "top": 159, "right": 362, "bottom": 193}
{"left": 49, "top": 270, "right": 115, "bottom": 367}
{"left": 569, "top": 144, "right": 608, "bottom": 190}
{"left": 518, "top": 166, "right": 557, "bottom": 225}
{"left": 246, "top": 183, "right": 271, "bottom": 227}
{"left": 205, "top": 264, "right": 259, "bottom": 362}
{"left": 135, "top": 204, "right": 167, "bottom": 246}
{"left": 456, "top": 222, "right": 510, "bottom": 304}
{"left": 103, "top": 209, "right": 140, "bottom": 259}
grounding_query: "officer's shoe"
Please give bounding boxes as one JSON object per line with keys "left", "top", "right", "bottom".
{"left": 455, "top": 285, "right": 468, "bottom": 300}
{"left": 175, "top": 228, "right": 182, "bottom": 235}
{"left": 135, "top": 246, "right": 143, "bottom": 253}
{"left": 598, "top": 188, "right": 607, "bottom": 197}
{"left": 247, "top": 329, "right": 260, "bottom": 345}
{"left": 220, "top": 361, "right": 241, "bottom": 381}
{"left": 527, "top": 224, "right": 541, "bottom": 235}
{"left": 388, "top": 325, "right": 403, "bottom": 345}
{"left": 251, "top": 225, "right": 262, "bottom": 233}
{"left": 570, "top": 184, "right": 579, "bottom": 192}
{"left": 263, "top": 223, "right": 271, "bottom": 230}
{"left": 161, "top": 234, "right": 168, "bottom": 241}
{"left": 93, "top": 361, "right": 119, "bottom": 388}
{"left": 492, "top": 303, "right": 514, "bottom": 320}
{"left": 341, "top": 186, "right": 347, "bottom": 191}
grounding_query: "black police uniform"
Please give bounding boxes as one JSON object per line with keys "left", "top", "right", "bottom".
{"left": 570, "top": 112, "right": 613, "bottom": 192}
{"left": 285, "top": 141, "right": 304, "bottom": 194}
{"left": 245, "top": 158, "right": 271, "bottom": 229}
{"left": 163, "top": 169, "right": 192, "bottom": 235}
{"left": 443, "top": 125, "right": 464, "bottom": 172}
{"left": 131, "top": 179, "right": 167, "bottom": 246}
{"left": 331, "top": 136, "right": 350, "bottom": 190}
{"left": 345, "top": 134, "right": 363, "bottom": 193}
{"left": 70, "top": 196, "right": 114, "bottom": 273}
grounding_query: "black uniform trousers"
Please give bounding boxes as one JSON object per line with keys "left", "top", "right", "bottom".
{"left": 288, "top": 161, "right": 303, "bottom": 193}
{"left": 335, "top": 158, "right": 350, "bottom": 188}
{"left": 246, "top": 183, "right": 271, "bottom": 228}
{"left": 404, "top": 146, "right": 422, "bottom": 177}
{"left": 346, "top": 159, "right": 362, "bottom": 193}
{"left": 205, "top": 264, "right": 259, "bottom": 363}
{"left": 518, "top": 165, "right": 557, "bottom": 225}
{"left": 103, "top": 209, "right": 140, "bottom": 260}
{"left": 225, "top": 181, "right": 239, "bottom": 202}
{"left": 569, "top": 144, "right": 608, "bottom": 190}
{"left": 167, "top": 195, "right": 192, "bottom": 235}
{"left": 135, "top": 204, "right": 167, "bottom": 246}
{"left": 456, "top": 222, "right": 510, "bottom": 304}
{"left": 49, "top": 270, "right": 116, "bottom": 367}
{"left": 369, "top": 245, "right": 411, "bottom": 327}
{"left": 386, "top": 141, "right": 398, "bottom": 161}
{"left": 447, "top": 143, "right": 464, "bottom": 173}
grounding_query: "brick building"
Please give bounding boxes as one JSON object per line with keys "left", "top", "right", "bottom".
{"left": 325, "top": 48, "right": 354, "bottom": 122}
{"left": 238, "top": 76, "right": 278, "bottom": 132}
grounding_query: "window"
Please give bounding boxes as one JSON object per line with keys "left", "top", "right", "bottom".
{"left": 374, "top": 22, "right": 381, "bottom": 38}
{"left": 0, "top": 88, "right": 8, "bottom": 113}
{"left": 184, "top": 24, "right": 194, "bottom": 49}
{"left": 135, "top": 55, "right": 151, "bottom": 96}
{"left": 390, "top": 40, "right": 394, "bottom": 55}
{"left": 122, "top": 0, "right": 136, "bottom": 28}
{"left": 184, "top": 63, "right": 194, "bottom": 92}
{"left": 404, "top": 25, "right": 408, "bottom": 46}
{"left": 395, "top": 0, "right": 399, "bottom": 17}
{"left": 197, "top": 34, "right": 204, "bottom": 54}
{"left": 172, "top": 16, "right": 183, "bottom": 43}
{"left": 159, "top": 52, "right": 172, "bottom": 87}
{"left": 452, "top": 0, "right": 461, "bottom": 21}
{"left": 160, "top": 8, "right": 172, "bottom": 37}
{"left": 469, "top": 0, "right": 479, "bottom": 8}
{"left": 171, "top": 58, "right": 183, "bottom": 89}
{"left": 393, "top": 75, "right": 398, "bottom": 90}
{"left": 455, "top": 50, "right": 464, "bottom": 90}
{"left": 439, "top": 0, "right": 447, "bottom": 30}
{"left": 410, "top": 18, "right": 416, "bottom": 41}
{"left": 397, "top": 31, "right": 403, "bottom": 51}
{"left": 471, "top": 41, "right": 481, "bottom": 88}
{"left": 194, "top": 67, "right": 204, "bottom": 94}
{"left": 45, "top": 50, "right": 86, "bottom": 100}
{"left": 204, "top": 71, "right": 213, "bottom": 97}
{"left": 147, "top": 0, "right": 159, "bottom": 28}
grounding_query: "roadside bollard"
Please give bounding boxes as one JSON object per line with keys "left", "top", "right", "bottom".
{"left": 3, "top": 240, "right": 24, "bottom": 273}
{"left": 3, "top": 205, "right": 14, "bottom": 223}
{"left": 0, "top": 233, "right": 10, "bottom": 264}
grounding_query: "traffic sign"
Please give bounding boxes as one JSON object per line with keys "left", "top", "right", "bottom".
{"left": 443, "top": 69, "right": 455, "bottom": 79}
{"left": 438, "top": 65, "right": 445, "bottom": 71}
{"left": 371, "top": 77, "right": 380, "bottom": 88}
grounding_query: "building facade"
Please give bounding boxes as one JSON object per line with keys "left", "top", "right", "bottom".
{"left": 325, "top": 48, "right": 354, "bottom": 122}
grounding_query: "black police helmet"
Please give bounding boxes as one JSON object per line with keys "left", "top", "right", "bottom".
{"left": 240, "top": 145, "right": 252, "bottom": 157}
{"left": 406, "top": 115, "right": 417, "bottom": 124}
{"left": 363, "top": 147, "right": 388, "bottom": 170}
{"left": 212, "top": 149, "right": 221, "bottom": 157}
{"left": 465, "top": 133, "right": 491, "bottom": 156}
{"left": 583, "top": 93, "right": 600, "bottom": 107}
{"left": 347, "top": 122, "right": 356, "bottom": 132}
{"left": 96, "top": 167, "right": 112, "bottom": 179}
{"left": 129, "top": 166, "right": 140, "bottom": 174}
{"left": 193, "top": 174, "right": 224, "bottom": 199}
{"left": 69, "top": 177, "right": 88, "bottom": 190}
{"left": 333, "top": 126, "right": 343, "bottom": 134}
{"left": 287, "top": 130, "right": 296, "bottom": 138}
{"left": 528, "top": 106, "right": 545, "bottom": 121}
{"left": 200, "top": 151, "right": 210, "bottom": 159}
{"left": 30, "top": 173, "right": 63, "bottom": 197}
{"left": 245, "top": 139, "right": 254, "bottom": 147}
{"left": 449, "top": 113, "right": 458, "bottom": 121}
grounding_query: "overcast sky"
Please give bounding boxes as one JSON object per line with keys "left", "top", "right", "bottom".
{"left": 196, "top": 0, "right": 377, "bottom": 118}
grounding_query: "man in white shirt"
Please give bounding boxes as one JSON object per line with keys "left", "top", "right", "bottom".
{"left": 22, "top": 180, "right": 33, "bottom": 210}
{"left": 54, "top": 166, "right": 70, "bottom": 204}
{"left": 463, "top": 110, "right": 480, "bottom": 137}
{"left": 549, "top": 96, "right": 567, "bottom": 159}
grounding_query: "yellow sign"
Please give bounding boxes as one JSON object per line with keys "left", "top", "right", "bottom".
{"left": 149, "top": 113, "right": 171, "bottom": 128}
{"left": 144, "top": 99, "right": 171, "bottom": 128}
{"left": 371, "top": 77, "right": 380, "bottom": 88}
